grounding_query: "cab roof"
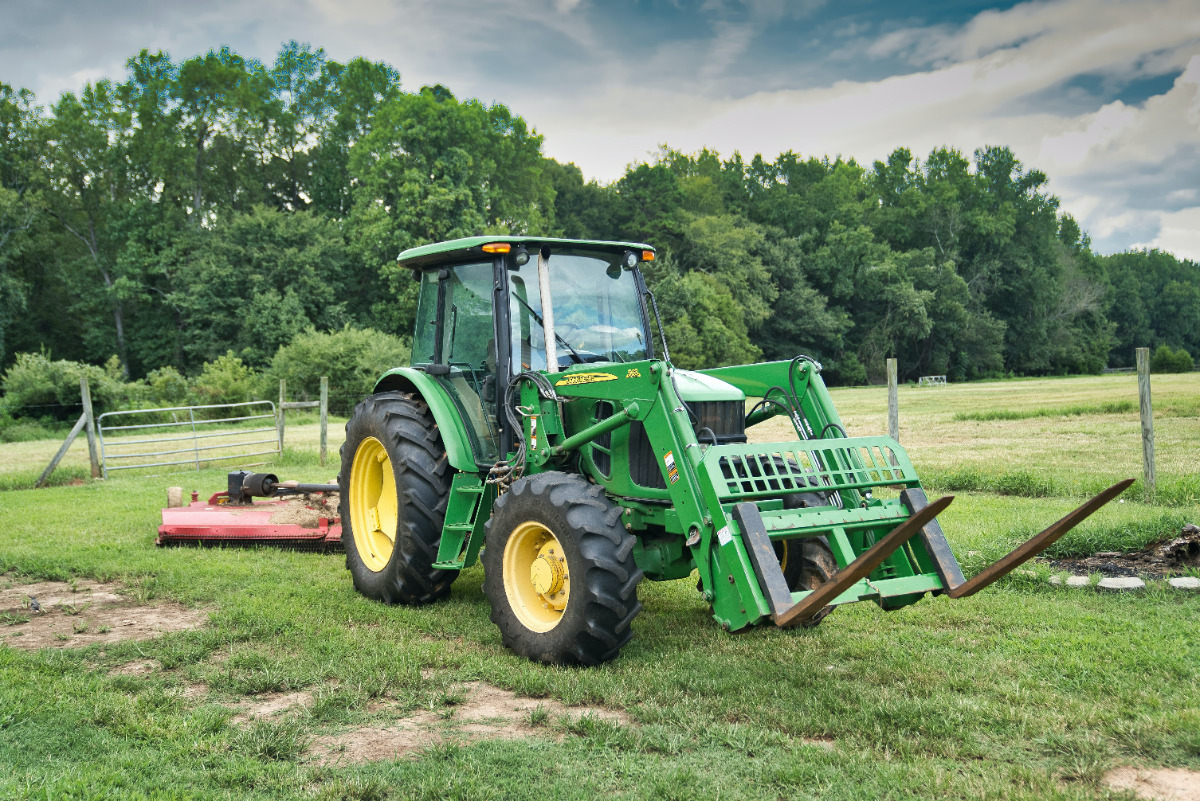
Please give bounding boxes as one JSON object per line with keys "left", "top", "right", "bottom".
{"left": 397, "top": 236, "right": 655, "bottom": 270}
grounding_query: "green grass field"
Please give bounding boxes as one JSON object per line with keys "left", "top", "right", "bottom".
{"left": 1, "top": 374, "right": 1197, "bottom": 800}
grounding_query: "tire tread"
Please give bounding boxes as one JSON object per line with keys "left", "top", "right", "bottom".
{"left": 340, "top": 391, "right": 457, "bottom": 606}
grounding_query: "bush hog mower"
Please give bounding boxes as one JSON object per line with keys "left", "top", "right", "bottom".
{"left": 157, "top": 471, "right": 342, "bottom": 550}
{"left": 335, "top": 236, "right": 1131, "bottom": 665}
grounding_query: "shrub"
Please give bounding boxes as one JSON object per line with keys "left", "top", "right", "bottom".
{"left": 192, "top": 352, "right": 263, "bottom": 405}
{"left": 0, "top": 412, "right": 64, "bottom": 443}
{"left": 0, "top": 351, "right": 132, "bottom": 419}
{"left": 143, "top": 366, "right": 192, "bottom": 408}
{"left": 1150, "top": 344, "right": 1194, "bottom": 373}
{"left": 265, "top": 326, "right": 410, "bottom": 402}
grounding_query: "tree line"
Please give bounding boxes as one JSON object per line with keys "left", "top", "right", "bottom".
{"left": 1, "top": 41, "right": 1197, "bottom": 400}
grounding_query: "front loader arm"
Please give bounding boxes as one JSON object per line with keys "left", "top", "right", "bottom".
{"left": 524, "top": 360, "right": 776, "bottom": 630}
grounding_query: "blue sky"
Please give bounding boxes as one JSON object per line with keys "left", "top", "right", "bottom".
{"left": 2, "top": 0, "right": 1199, "bottom": 259}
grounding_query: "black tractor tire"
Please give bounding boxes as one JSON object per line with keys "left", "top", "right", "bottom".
{"left": 774, "top": 487, "right": 839, "bottom": 627}
{"left": 339, "top": 391, "right": 457, "bottom": 605}
{"left": 775, "top": 536, "right": 839, "bottom": 627}
{"left": 482, "top": 472, "right": 642, "bottom": 665}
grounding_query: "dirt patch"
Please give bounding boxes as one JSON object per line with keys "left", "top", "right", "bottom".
{"left": 267, "top": 493, "right": 340, "bottom": 529}
{"left": 110, "top": 659, "right": 160, "bottom": 676}
{"left": 1050, "top": 524, "right": 1200, "bottom": 580}
{"left": 182, "top": 683, "right": 209, "bottom": 700}
{"left": 310, "top": 680, "right": 629, "bottom": 765}
{"left": 1106, "top": 766, "right": 1200, "bottom": 800}
{"left": 0, "top": 580, "right": 208, "bottom": 650}
{"left": 801, "top": 736, "right": 836, "bottom": 750}
{"left": 229, "top": 690, "right": 314, "bottom": 722}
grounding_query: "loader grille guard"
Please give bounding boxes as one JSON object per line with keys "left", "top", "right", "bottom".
{"left": 339, "top": 236, "right": 1131, "bottom": 665}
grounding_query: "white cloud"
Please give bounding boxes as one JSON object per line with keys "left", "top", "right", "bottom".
{"left": 531, "top": 0, "right": 1200, "bottom": 260}
{"left": 304, "top": 0, "right": 404, "bottom": 25}
{"left": 1139, "top": 207, "right": 1200, "bottom": 259}
{"left": 1034, "top": 55, "right": 1200, "bottom": 256}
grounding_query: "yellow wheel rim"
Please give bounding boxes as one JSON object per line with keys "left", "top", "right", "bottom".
{"left": 348, "top": 436, "right": 397, "bottom": 572}
{"left": 503, "top": 521, "right": 571, "bottom": 633}
{"left": 777, "top": 540, "right": 791, "bottom": 574}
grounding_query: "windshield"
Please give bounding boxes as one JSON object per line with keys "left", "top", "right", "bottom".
{"left": 508, "top": 250, "right": 649, "bottom": 372}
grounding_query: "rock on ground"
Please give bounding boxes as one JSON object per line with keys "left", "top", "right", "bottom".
{"left": 1096, "top": 576, "right": 1146, "bottom": 592}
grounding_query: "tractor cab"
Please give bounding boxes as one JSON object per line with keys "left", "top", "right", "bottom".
{"left": 400, "top": 237, "right": 659, "bottom": 466}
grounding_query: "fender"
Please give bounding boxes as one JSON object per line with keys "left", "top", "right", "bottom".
{"left": 373, "top": 367, "right": 478, "bottom": 472}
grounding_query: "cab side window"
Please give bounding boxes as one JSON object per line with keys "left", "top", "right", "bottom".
{"left": 414, "top": 262, "right": 499, "bottom": 462}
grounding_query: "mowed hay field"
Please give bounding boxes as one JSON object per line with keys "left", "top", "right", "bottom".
{"left": 756, "top": 372, "right": 1200, "bottom": 504}
{"left": 0, "top": 374, "right": 1197, "bottom": 800}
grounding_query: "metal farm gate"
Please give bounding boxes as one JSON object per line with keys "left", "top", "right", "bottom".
{"left": 96, "top": 401, "right": 280, "bottom": 478}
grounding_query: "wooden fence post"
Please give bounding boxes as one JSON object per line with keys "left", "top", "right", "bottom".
{"left": 887, "top": 358, "right": 899, "bottom": 443}
{"left": 1136, "top": 347, "right": 1155, "bottom": 502}
{"left": 36, "top": 413, "right": 88, "bottom": 488}
{"left": 80, "top": 376, "right": 100, "bottom": 478}
{"left": 277, "top": 379, "right": 286, "bottom": 451}
{"left": 320, "top": 376, "right": 329, "bottom": 466}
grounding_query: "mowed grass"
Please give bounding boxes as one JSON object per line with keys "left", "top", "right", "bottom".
{"left": 0, "top": 374, "right": 1198, "bottom": 800}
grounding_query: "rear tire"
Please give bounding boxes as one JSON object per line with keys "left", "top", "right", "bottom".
{"left": 340, "top": 391, "right": 457, "bottom": 605}
{"left": 482, "top": 472, "right": 642, "bottom": 665}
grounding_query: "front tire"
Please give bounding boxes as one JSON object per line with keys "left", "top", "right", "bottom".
{"left": 775, "top": 536, "right": 838, "bottom": 627}
{"left": 482, "top": 472, "right": 642, "bottom": 665}
{"left": 775, "top": 486, "right": 838, "bottom": 627}
{"left": 340, "top": 391, "right": 457, "bottom": 605}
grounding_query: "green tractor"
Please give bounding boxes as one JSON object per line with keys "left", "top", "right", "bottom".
{"left": 339, "top": 236, "right": 1130, "bottom": 665}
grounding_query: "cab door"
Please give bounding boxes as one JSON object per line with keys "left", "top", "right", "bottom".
{"left": 412, "top": 262, "right": 501, "bottom": 463}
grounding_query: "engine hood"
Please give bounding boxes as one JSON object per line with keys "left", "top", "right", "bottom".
{"left": 670, "top": 369, "right": 745, "bottom": 403}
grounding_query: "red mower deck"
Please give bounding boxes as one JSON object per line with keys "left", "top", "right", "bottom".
{"left": 158, "top": 475, "right": 343, "bottom": 550}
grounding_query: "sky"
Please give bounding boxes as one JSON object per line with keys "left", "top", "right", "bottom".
{"left": 2, "top": 0, "right": 1199, "bottom": 260}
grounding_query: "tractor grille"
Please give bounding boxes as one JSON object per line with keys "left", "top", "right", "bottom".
{"left": 630, "top": 400, "right": 746, "bottom": 489}
{"left": 691, "top": 401, "right": 747, "bottom": 444}
{"left": 629, "top": 421, "right": 666, "bottom": 489}
{"left": 706, "top": 438, "right": 918, "bottom": 501}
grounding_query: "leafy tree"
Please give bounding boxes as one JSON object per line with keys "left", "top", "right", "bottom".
{"left": 348, "top": 85, "right": 551, "bottom": 336}
{"left": 0, "top": 350, "right": 132, "bottom": 417}
{"left": 40, "top": 81, "right": 138, "bottom": 376}
{"left": 7, "top": 39, "right": 1200, "bottom": 396}
{"left": 543, "top": 159, "right": 618, "bottom": 239}
{"left": 192, "top": 351, "right": 262, "bottom": 404}
{"left": 170, "top": 205, "right": 351, "bottom": 367}
{"left": 0, "top": 83, "right": 44, "bottom": 366}
{"left": 174, "top": 47, "right": 269, "bottom": 219}
{"left": 648, "top": 263, "right": 761, "bottom": 369}
{"left": 308, "top": 55, "right": 402, "bottom": 218}
{"left": 608, "top": 162, "right": 688, "bottom": 250}
{"left": 755, "top": 234, "right": 852, "bottom": 369}
{"left": 673, "top": 215, "right": 777, "bottom": 327}
{"left": 1101, "top": 249, "right": 1200, "bottom": 366}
